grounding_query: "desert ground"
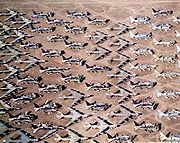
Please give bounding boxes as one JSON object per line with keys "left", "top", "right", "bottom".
{"left": 0, "top": 0, "right": 180, "bottom": 143}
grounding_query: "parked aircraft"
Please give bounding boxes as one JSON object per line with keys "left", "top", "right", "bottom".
{"left": 157, "top": 108, "right": 180, "bottom": 120}
{"left": 156, "top": 88, "right": 180, "bottom": 99}
{"left": 85, "top": 82, "right": 113, "bottom": 91}
{"left": 130, "top": 47, "right": 155, "bottom": 56}
{"left": 87, "top": 17, "right": 110, "bottom": 25}
{"left": 130, "top": 80, "right": 157, "bottom": 89}
{"left": 2, "top": 9, "right": 25, "bottom": 21}
{"left": 64, "top": 25, "right": 87, "bottom": 34}
{"left": 129, "top": 31, "right": 152, "bottom": 40}
{"left": 16, "top": 75, "right": 43, "bottom": 84}
{"left": 152, "top": 8, "right": 173, "bottom": 17}
{"left": 62, "top": 55, "right": 86, "bottom": 66}
{"left": 67, "top": 10, "right": 91, "bottom": 18}
{"left": 159, "top": 132, "right": 180, "bottom": 142}
{"left": 41, "top": 48, "right": 65, "bottom": 58}
{"left": 61, "top": 73, "right": 86, "bottom": 83}
{"left": 39, "top": 65, "right": 70, "bottom": 74}
{"left": 64, "top": 39, "right": 88, "bottom": 49}
{"left": 20, "top": 41, "right": 42, "bottom": 49}
{"left": 31, "top": 26, "right": 56, "bottom": 33}
{"left": 32, "top": 11, "right": 54, "bottom": 19}
{"left": 153, "top": 54, "right": 178, "bottom": 64}
{"left": 46, "top": 17, "right": 73, "bottom": 26}
{"left": 85, "top": 64, "right": 112, "bottom": 73}
{"left": 150, "top": 23, "right": 172, "bottom": 31}
{"left": 0, "top": 23, "right": 16, "bottom": 35}
{"left": 129, "top": 16, "right": 151, "bottom": 24}
{"left": 155, "top": 70, "right": 180, "bottom": 79}
{"left": 38, "top": 83, "right": 66, "bottom": 93}
{"left": 129, "top": 63, "right": 157, "bottom": 72}
{"left": 47, "top": 35, "right": 69, "bottom": 42}
{"left": 86, "top": 101, "right": 112, "bottom": 111}
{"left": 153, "top": 39, "right": 177, "bottom": 47}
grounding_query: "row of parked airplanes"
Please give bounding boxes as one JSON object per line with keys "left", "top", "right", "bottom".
{"left": 0, "top": 8, "right": 179, "bottom": 143}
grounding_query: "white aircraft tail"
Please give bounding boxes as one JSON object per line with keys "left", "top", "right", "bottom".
{"left": 129, "top": 16, "right": 135, "bottom": 23}
{"left": 151, "top": 23, "right": 156, "bottom": 30}
{"left": 159, "top": 132, "right": 168, "bottom": 141}
{"left": 153, "top": 39, "right": 159, "bottom": 45}
{"left": 129, "top": 31, "right": 135, "bottom": 38}
{"left": 176, "top": 45, "right": 180, "bottom": 53}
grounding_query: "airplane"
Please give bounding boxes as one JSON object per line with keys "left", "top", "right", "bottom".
{"left": 0, "top": 64, "right": 21, "bottom": 80}
{"left": 31, "top": 25, "right": 56, "bottom": 33}
{"left": 87, "top": 17, "right": 110, "bottom": 25}
{"left": 8, "top": 111, "right": 38, "bottom": 124}
{"left": 155, "top": 70, "right": 180, "bottom": 79}
{"left": 16, "top": 75, "right": 43, "bottom": 84}
{"left": 106, "top": 132, "right": 137, "bottom": 143}
{"left": 67, "top": 10, "right": 91, "bottom": 18}
{"left": 11, "top": 16, "right": 40, "bottom": 30}
{"left": 20, "top": 41, "right": 42, "bottom": 49}
{"left": 32, "top": 11, "right": 55, "bottom": 19}
{"left": 150, "top": 23, "right": 172, "bottom": 31}
{"left": 11, "top": 92, "right": 42, "bottom": 104}
{"left": 86, "top": 46, "right": 112, "bottom": 60}
{"left": 129, "top": 80, "right": 157, "bottom": 89}
{"left": 153, "top": 39, "right": 177, "bottom": 47}
{"left": 34, "top": 100, "right": 62, "bottom": 113}
{"left": 39, "top": 65, "right": 70, "bottom": 74}
{"left": 129, "top": 63, "right": 157, "bottom": 72}
{"left": 0, "top": 47, "right": 29, "bottom": 65}
{"left": 47, "top": 34, "right": 69, "bottom": 42}
{"left": 134, "top": 121, "right": 161, "bottom": 133}
{"left": 59, "top": 88, "right": 93, "bottom": 107}
{"left": 62, "top": 55, "right": 86, "bottom": 66}
{"left": 15, "top": 55, "right": 48, "bottom": 72}
{"left": 32, "top": 122, "right": 64, "bottom": 141}
{"left": 129, "top": 16, "right": 151, "bottom": 25}
{"left": 56, "top": 107, "right": 93, "bottom": 127}
{"left": 156, "top": 88, "right": 180, "bottom": 99}
{"left": 84, "top": 116, "right": 116, "bottom": 137}
{"left": 61, "top": 73, "right": 86, "bottom": 83}
{"left": 109, "top": 37, "right": 137, "bottom": 52}
{"left": 85, "top": 82, "right": 113, "bottom": 91}
{"left": 38, "top": 83, "right": 66, "bottom": 93}
{"left": 175, "top": 30, "right": 180, "bottom": 38}
{"left": 132, "top": 97, "right": 159, "bottom": 110}
{"left": 152, "top": 8, "right": 173, "bottom": 17}
{"left": 153, "top": 54, "right": 178, "bottom": 64}
{"left": 157, "top": 108, "right": 180, "bottom": 120}
{"left": 109, "top": 53, "right": 137, "bottom": 68}
{"left": 54, "top": 128, "right": 90, "bottom": 143}
{"left": 159, "top": 132, "right": 180, "bottom": 142}
{"left": 129, "top": 31, "right": 152, "bottom": 40}
{"left": 10, "top": 30, "right": 34, "bottom": 44}
{"left": 0, "top": 81, "right": 26, "bottom": 98}
{"left": 64, "top": 25, "right": 87, "bottom": 34}
{"left": 130, "top": 47, "right": 155, "bottom": 56}
{"left": 0, "top": 22, "right": 16, "bottom": 35}
{"left": 172, "top": 16, "right": 180, "bottom": 24}
{"left": 85, "top": 64, "right": 112, "bottom": 73}
{"left": 109, "top": 22, "right": 135, "bottom": 35}
{"left": 107, "top": 68, "right": 133, "bottom": 79}
{"left": 86, "top": 30, "right": 114, "bottom": 44}
{"left": 46, "top": 17, "right": 73, "bottom": 26}
{"left": 64, "top": 39, "right": 88, "bottom": 49}
{"left": 85, "top": 101, "right": 112, "bottom": 111}
{"left": 41, "top": 48, "right": 65, "bottom": 58}
{"left": 2, "top": 8, "right": 25, "bottom": 21}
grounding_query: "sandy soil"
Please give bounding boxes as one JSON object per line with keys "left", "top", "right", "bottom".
{"left": 0, "top": 0, "right": 180, "bottom": 143}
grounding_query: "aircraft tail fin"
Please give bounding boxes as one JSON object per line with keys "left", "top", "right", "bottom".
{"left": 129, "top": 31, "right": 135, "bottom": 38}
{"left": 105, "top": 19, "right": 110, "bottom": 23}
{"left": 160, "top": 132, "right": 168, "bottom": 141}
{"left": 34, "top": 103, "right": 39, "bottom": 111}
{"left": 176, "top": 45, "right": 180, "bottom": 53}
{"left": 129, "top": 16, "right": 135, "bottom": 23}
{"left": 32, "top": 11, "right": 37, "bottom": 15}
{"left": 61, "top": 73, "right": 66, "bottom": 78}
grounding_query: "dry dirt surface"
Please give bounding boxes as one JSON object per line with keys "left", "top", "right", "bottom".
{"left": 0, "top": 0, "right": 180, "bottom": 143}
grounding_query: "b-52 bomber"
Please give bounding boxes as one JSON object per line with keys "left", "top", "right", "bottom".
{"left": 46, "top": 17, "right": 73, "bottom": 26}
{"left": 152, "top": 8, "right": 173, "bottom": 17}
{"left": 156, "top": 88, "right": 180, "bottom": 99}
{"left": 109, "top": 37, "right": 137, "bottom": 52}
{"left": 153, "top": 39, "right": 177, "bottom": 47}
{"left": 134, "top": 121, "right": 161, "bottom": 133}
{"left": 150, "top": 23, "right": 172, "bottom": 32}
{"left": 59, "top": 88, "right": 93, "bottom": 107}
{"left": 132, "top": 97, "right": 159, "bottom": 110}
{"left": 157, "top": 108, "right": 180, "bottom": 120}
{"left": 129, "top": 16, "right": 151, "bottom": 25}
{"left": 85, "top": 64, "right": 112, "bottom": 73}
{"left": 39, "top": 65, "right": 70, "bottom": 74}
{"left": 20, "top": 41, "right": 42, "bottom": 49}
{"left": 109, "top": 22, "right": 135, "bottom": 35}
{"left": 86, "top": 46, "right": 112, "bottom": 60}
{"left": 86, "top": 101, "right": 112, "bottom": 111}
{"left": 106, "top": 132, "right": 137, "bottom": 143}
{"left": 38, "top": 83, "right": 66, "bottom": 93}
{"left": 153, "top": 54, "right": 178, "bottom": 64}
{"left": 16, "top": 75, "right": 43, "bottom": 85}
{"left": 155, "top": 70, "right": 180, "bottom": 79}
{"left": 84, "top": 116, "right": 116, "bottom": 138}
{"left": 34, "top": 100, "right": 62, "bottom": 114}
{"left": 62, "top": 55, "right": 86, "bottom": 66}
{"left": 129, "top": 80, "right": 157, "bottom": 90}
{"left": 61, "top": 73, "right": 86, "bottom": 83}
{"left": 11, "top": 92, "right": 42, "bottom": 105}
{"left": 41, "top": 48, "right": 65, "bottom": 58}
{"left": 64, "top": 39, "right": 88, "bottom": 49}
{"left": 56, "top": 107, "right": 93, "bottom": 127}
{"left": 85, "top": 82, "right": 113, "bottom": 91}
{"left": 87, "top": 17, "right": 110, "bottom": 25}
{"left": 130, "top": 47, "right": 155, "bottom": 57}
{"left": 129, "top": 63, "right": 157, "bottom": 72}
{"left": 11, "top": 16, "right": 40, "bottom": 30}
{"left": 129, "top": 31, "right": 152, "bottom": 40}
{"left": 67, "top": 10, "right": 91, "bottom": 18}
{"left": 64, "top": 25, "right": 87, "bottom": 34}
{"left": 32, "top": 11, "right": 55, "bottom": 19}
{"left": 8, "top": 111, "right": 38, "bottom": 124}
{"left": 31, "top": 26, "right": 56, "bottom": 33}
{"left": 1, "top": 8, "right": 25, "bottom": 22}
{"left": 47, "top": 34, "right": 69, "bottom": 42}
